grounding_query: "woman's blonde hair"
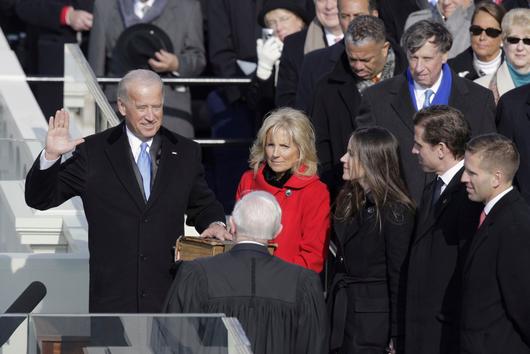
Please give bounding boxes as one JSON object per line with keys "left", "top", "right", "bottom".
{"left": 249, "top": 107, "right": 318, "bottom": 176}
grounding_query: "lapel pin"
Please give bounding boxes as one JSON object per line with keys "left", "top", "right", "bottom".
{"left": 171, "top": 151, "right": 178, "bottom": 155}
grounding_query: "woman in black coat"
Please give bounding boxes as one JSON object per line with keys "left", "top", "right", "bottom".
{"left": 328, "top": 127, "right": 415, "bottom": 354}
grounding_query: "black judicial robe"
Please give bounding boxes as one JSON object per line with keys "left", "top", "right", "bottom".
{"left": 163, "top": 243, "right": 328, "bottom": 354}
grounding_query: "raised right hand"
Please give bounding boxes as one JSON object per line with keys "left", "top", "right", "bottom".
{"left": 44, "top": 109, "right": 85, "bottom": 160}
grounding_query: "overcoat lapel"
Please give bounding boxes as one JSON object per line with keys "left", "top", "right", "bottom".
{"left": 463, "top": 190, "right": 517, "bottom": 272}
{"left": 414, "top": 168, "right": 465, "bottom": 244}
{"left": 389, "top": 76, "right": 416, "bottom": 133}
{"left": 338, "top": 83, "right": 361, "bottom": 129}
{"left": 145, "top": 129, "right": 180, "bottom": 211}
{"left": 104, "top": 124, "right": 146, "bottom": 211}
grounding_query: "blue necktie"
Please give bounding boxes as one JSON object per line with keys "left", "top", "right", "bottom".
{"left": 423, "top": 89, "right": 434, "bottom": 109}
{"left": 137, "top": 142, "right": 151, "bottom": 200}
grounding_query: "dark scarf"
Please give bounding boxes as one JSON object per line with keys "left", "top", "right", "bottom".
{"left": 263, "top": 164, "right": 292, "bottom": 188}
{"left": 407, "top": 63, "right": 453, "bottom": 111}
{"left": 119, "top": 0, "right": 168, "bottom": 28}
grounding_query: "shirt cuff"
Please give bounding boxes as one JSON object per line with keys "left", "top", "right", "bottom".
{"left": 60, "top": 6, "right": 72, "bottom": 26}
{"left": 39, "top": 150, "right": 60, "bottom": 170}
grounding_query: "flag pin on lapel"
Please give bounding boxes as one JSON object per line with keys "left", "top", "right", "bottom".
{"left": 171, "top": 151, "right": 178, "bottom": 156}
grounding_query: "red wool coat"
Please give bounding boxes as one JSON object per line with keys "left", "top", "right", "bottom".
{"left": 236, "top": 165, "right": 330, "bottom": 272}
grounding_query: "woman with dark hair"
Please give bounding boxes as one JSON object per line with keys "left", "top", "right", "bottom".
{"left": 449, "top": 1, "right": 506, "bottom": 80}
{"left": 328, "top": 127, "right": 415, "bottom": 354}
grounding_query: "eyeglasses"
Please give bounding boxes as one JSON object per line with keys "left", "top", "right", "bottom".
{"left": 469, "top": 25, "right": 502, "bottom": 38}
{"left": 505, "top": 36, "right": 530, "bottom": 45}
{"left": 265, "top": 14, "right": 293, "bottom": 28}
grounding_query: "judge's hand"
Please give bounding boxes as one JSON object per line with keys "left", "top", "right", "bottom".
{"left": 67, "top": 8, "right": 93, "bottom": 31}
{"left": 148, "top": 50, "right": 179, "bottom": 73}
{"left": 201, "top": 223, "right": 233, "bottom": 241}
{"left": 44, "top": 109, "right": 85, "bottom": 160}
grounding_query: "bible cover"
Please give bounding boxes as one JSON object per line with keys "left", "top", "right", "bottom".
{"left": 175, "top": 236, "right": 276, "bottom": 261}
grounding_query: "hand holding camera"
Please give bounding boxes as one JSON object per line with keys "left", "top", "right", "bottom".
{"left": 256, "top": 35, "right": 283, "bottom": 81}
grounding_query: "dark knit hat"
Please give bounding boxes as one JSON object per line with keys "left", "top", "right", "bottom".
{"left": 257, "top": 0, "right": 312, "bottom": 27}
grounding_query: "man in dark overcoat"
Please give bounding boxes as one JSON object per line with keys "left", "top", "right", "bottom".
{"left": 25, "top": 69, "right": 229, "bottom": 313}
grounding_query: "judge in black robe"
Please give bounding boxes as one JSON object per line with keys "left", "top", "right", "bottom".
{"left": 164, "top": 191, "right": 328, "bottom": 354}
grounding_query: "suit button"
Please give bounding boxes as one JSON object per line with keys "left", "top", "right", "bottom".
{"left": 141, "top": 291, "right": 147, "bottom": 298}
{"left": 143, "top": 218, "right": 149, "bottom": 223}
{"left": 139, "top": 254, "right": 147, "bottom": 261}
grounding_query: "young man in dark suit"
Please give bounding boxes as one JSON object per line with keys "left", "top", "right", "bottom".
{"left": 164, "top": 191, "right": 328, "bottom": 354}
{"left": 355, "top": 20, "right": 496, "bottom": 203}
{"left": 407, "top": 105, "right": 482, "bottom": 354}
{"left": 25, "top": 69, "right": 230, "bottom": 313}
{"left": 460, "top": 133, "right": 530, "bottom": 354}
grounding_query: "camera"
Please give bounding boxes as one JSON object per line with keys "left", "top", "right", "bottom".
{"left": 262, "top": 28, "right": 274, "bottom": 41}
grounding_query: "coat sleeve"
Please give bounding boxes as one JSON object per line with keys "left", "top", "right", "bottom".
{"left": 295, "top": 55, "right": 316, "bottom": 112}
{"left": 310, "top": 84, "right": 334, "bottom": 175}
{"left": 383, "top": 206, "right": 415, "bottom": 338}
{"left": 184, "top": 144, "right": 225, "bottom": 232}
{"left": 163, "top": 261, "right": 205, "bottom": 313}
{"left": 176, "top": 0, "right": 206, "bottom": 77}
{"left": 295, "top": 271, "right": 329, "bottom": 354}
{"left": 25, "top": 146, "right": 87, "bottom": 210}
{"left": 355, "top": 94, "right": 377, "bottom": 128}
{"left": 294, "top": 182, "right": 331, "bottom": 273}
{"left": 275, "top": 37, "right": 299, "bottom": 108}
{"left": 496, "top": 94, "right": 514, "bottom": 139}
{"left": 15, "top": 0, "right": 67, "bottom": 32}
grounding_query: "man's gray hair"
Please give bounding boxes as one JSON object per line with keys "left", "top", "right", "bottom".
{"left": 232, "top": 191, "right": 282, "bottom": 241}
{"left": 345, "top": 15, "right": 386, "bottom": 45}
{"left": 117, "top": 69, "right": 164, "bottom": 102}
{"left": 401, "top": 20, "right": 453, "bottom": 55}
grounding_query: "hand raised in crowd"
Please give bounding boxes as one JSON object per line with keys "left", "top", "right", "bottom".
{"left": 148, "top": 49, "right": 179, "bottom": 73}
{"left": 44, "top": 109, "right": 85, "bottom": 160}
{"left": 201, "top": 222, "right": 233, "bottom": 241}
{"left": 67, "top": 8, "right": 93, "bottom": 32}
{"left": 256, "top": 36, "right": 283, "bottom": 80}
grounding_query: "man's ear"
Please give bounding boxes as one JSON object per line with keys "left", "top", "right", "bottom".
{"left": 273, "top": 224, "right": 283, "bottom": 239}
{"left": 117, "top": 98, "right": 127, "bottom": 117}
{"left": 229, "top": 216, "right": 236, "bottom": 235}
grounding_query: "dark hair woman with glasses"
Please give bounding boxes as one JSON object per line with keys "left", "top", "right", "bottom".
{"left": 475, "top": 7, "right": 530, "bottom": 103}
{"left": 327, "top": 127, "right": 415, "bottom": 354}
{"left": 448, "top": 1, "right": 506, "bottom": 80}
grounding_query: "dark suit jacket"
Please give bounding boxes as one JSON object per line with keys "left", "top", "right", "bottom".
{"left": 311, "top": 42, "right": 408, "bottom": 197}
{"left": 406, "top": 167, "right": 482, "bottom": 354}
{"left": 295, "top": 40, "right": 344, "bottom": 113}
{"left": 25, "top": 123, "right": 224, "bottom": 313}
{"left": 329, "top": 200, "right": 414, "bottom": 352}
{"left": 164, "top": 243, "right": 328, "bottom": 354}
{"left": 461, "top": 189, "right": 530, "bottom": 354}
{"left": 496, "top": 84, "right": 530, "bottom": 205}
{"left": 356, "top": 70, "right": 496, "bottom": 203}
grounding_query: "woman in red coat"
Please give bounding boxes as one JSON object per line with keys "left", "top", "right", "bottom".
{"left": 235, "top": 107, "right": 330, "bottom": 273}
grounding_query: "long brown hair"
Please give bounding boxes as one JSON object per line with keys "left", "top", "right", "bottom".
{"left": 334, "top": 127, "right": 415, "bottom": 227}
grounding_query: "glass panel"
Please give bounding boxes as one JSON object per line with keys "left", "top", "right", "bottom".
{"left": 28, "top": 314, "right": 251, "bottom": 354}
{"left": 0, "top": 314, "right": 28, "bottom": 353}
